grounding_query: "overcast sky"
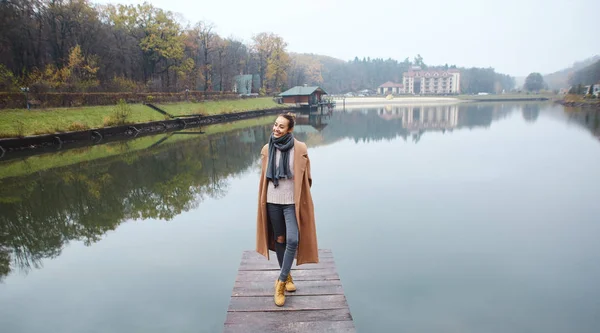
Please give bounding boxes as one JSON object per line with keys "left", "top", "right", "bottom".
{"left": 98, "top": 0, "right": 599, "bottom": 77}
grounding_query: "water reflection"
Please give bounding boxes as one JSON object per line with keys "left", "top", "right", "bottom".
{"left": 377, "top": 104, "right": 460, "bottom": 130}
{"left": 1, "top": 102, "right": 597, "bottom": 281}
{"left": 327, "top": 103, "right": 515, "bottom": 144}
{"left": 563, "top": 107, "right": 600, "bottom": 141}
{"left": 522, "top": 103, "right": 541, "bottom": 122}
{"left": 0, "top": 125, "right": 275, "bottom": 280}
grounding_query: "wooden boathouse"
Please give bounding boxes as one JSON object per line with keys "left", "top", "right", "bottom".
{"left": 279, "top": 85, "right": 330, "bottom": 108}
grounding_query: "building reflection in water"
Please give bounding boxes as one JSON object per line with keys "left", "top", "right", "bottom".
{"left": 376, "top": 104, "right": 460, "bottom": 142}
{"left": 294, "top": 110, "right": 332, "bottom": 133}
{"left": 377, "top": 104, "right": 459, "bottom": 131}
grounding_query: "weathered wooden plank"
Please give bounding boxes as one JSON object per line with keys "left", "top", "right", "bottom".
{"left": 235, "top": 269, "right": 339, "bottom": 282}
{"left": 232, "top": 279, "right": 344, "bottom": 296}
{"left": 224, "top": 308, "right": 352, "bottom": 324}
{"left": 241, "top": 255, "right": 335, "bottom": 265}
{"left": 239, "top": 261, "right": 336, "bottom": 271}
{"left": 225, "top": 249, "right": 355, "bottom": 332}
{"left": 238, "top": 261, "right": 336, "bottom": 269}
{"left": 228, "top": 295, "right": 350, "bottom": 312}
{"left": 242, "top": 249, "right": 332, "bottom": 255}
{"left": 242, "top": 250, "right": 333, "bottom": 260}
{"left": 238, "top": 262, "right": 336, "bottom": 270}
{"left": 223, "top": 320, "right": 356, "bottom": 333}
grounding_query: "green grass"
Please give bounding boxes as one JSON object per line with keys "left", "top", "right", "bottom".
{"left": 0, "top": 104, "right": 157, "bottom": 138}
{"left": 0, "top": 115, "right": 275, "bottom": 180}
{"left": 157, "top": 98, "right": 281, "bottom": 116}
{"left": 0, "top": 98, "right": 281, "bottom": 138}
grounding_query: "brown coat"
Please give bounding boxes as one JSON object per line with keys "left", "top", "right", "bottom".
{"left": 255, "top": 139, "right": 319, "bottom": 265}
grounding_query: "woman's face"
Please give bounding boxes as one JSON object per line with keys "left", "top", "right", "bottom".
{"left": 272, "top": 116, "right": 292, "bottom": 138}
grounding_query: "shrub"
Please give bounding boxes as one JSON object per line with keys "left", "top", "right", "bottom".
{"left": 67, "top": 121, "right": 88, "bottom": 131}
{"left": 15, "top": 120, "right": 25, "bottom": 137}
{"left": 104, "top": 99, "right": 132, "bottom": 126}
{"left": 109, "top": 76, "right": 138, "bottom": 92}
{"left": 0, "top": 64, "right": 18, "bottom": 92}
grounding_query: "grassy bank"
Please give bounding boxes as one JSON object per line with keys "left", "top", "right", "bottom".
{"left": 156, "top": 98, "right": 281, "bottom": 115}
{"left": 0, "top": 115, "right": 274, "bottom": 180}
{"left": 559, "top": 94, "right": 600, "bottom": 105}
{"left": 0, "top": 98, "right": 281, "bottom": 138}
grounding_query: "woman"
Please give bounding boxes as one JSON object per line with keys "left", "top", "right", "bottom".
{"left": 256, "top": 112, "right": 319, "bottom": 307}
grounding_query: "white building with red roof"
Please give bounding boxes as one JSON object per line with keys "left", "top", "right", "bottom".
{"left": 402, "top": 67, "right": 461, "bottom": 95}
{"left": 377, "top": 81, "right": 404, "bottom": 95}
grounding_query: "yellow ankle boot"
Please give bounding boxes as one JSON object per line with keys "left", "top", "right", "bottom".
{"left": 285, "top": 273, "right": 296, "bottom": 292}
{"left": 274, "top": 279, "right": 286, "bottom": 306}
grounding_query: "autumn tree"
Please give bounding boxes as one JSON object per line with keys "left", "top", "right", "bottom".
{"left": 64, "top": 44, "right": 99, "bottom": 90}
{"left": 105, "top": 2, "right": 184, "bottom": 90}
{"left": 0, "top": 64, "right": 18, "bottom": 92}
{"left": 0, "top": 1, "right": 516, "bottom": 95}
{"left": 103, "top": 3, "right": 145, "bottom": 82}
{"left": 288, "top": 54, "right": 323, "bottom": 87}
{"left": 252, "top": 32, "right": 290, "bottom": 94}
{"left": 265, "top": 37, "right": 290, "bottom": 92}
{"left": 138, "top": 5, "right": 184, "bottom": 90}
{"left": 213, "top": 37, "right": 228, "bottom": 91}
{"left": 33, "top": 44, "right": 99, "bottom": 91}
{"left": 195, "top": 21, "right": 215, "bottom": 91}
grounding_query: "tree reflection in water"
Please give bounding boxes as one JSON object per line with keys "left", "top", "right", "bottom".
{"left": 4, "top": 102, "right": 587, "bottom": 280}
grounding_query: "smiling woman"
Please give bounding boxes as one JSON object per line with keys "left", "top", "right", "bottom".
{"left": 255, "top": 112, "right": 319, "bottom": 307}
{"left": 2, "top": 103, "right": 600, "bottom": 333}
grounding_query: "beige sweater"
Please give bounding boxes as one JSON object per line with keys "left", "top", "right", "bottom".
{"left": 266, "top": 147, "right": 295, "bottom": 204}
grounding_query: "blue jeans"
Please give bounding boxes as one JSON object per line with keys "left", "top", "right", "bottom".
{"left": 267, "top": 203, "right": 298, "bottom": 282}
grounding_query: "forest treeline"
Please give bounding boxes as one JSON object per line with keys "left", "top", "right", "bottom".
{"left": 0, "top": 0, "right": 515, "bottom": 95}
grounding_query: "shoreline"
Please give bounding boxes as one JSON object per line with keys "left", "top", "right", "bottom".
{"left": 554, "top": 99, "right": 600, "bottom": 109}
{"left": 335, "top": 97, "right": 463, "bottom": 105}
{"left": 0, "top": 97, "right": 282, "bottom": 138}
{"left": 0, "top": 107, "right": 291, "bottom": 160}
{"left": 332, "top": 96, "right": 551, "bottom": 109}
{"left": 0, "top": 95, "right": 564, "bottom": 158}
{"left": 334, "top": 95, "right": 551, "bottom": 104}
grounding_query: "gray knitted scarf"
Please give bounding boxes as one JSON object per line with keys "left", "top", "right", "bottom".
{"left": 266, "top": 133, "right": 294, "bottom": 187}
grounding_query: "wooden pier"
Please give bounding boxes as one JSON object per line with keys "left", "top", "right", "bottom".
{"left": 223, "top": 249, "right": 356, "bottom": 333}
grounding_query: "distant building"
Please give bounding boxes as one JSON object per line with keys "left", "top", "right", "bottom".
{"left": 583, "top": 85, "right": 591, "bottom": 95}
{"left": 233, "top": 74, "right": 260, "bottom": 95}
{"left": 376, "top": 68, "right": 461, "bottom": 95}
{"left": 586, "top": 84, "right": 600, "bottom": 97}
{"left": 377, "top": 81, "right": 404, "bottom": 95}
{"left": 402, "top": 67, "right": 461, "bottom": 95}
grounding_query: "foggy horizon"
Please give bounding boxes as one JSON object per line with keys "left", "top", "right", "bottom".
{"left": 98, "top": 0, "right": 599, "bottom": 77}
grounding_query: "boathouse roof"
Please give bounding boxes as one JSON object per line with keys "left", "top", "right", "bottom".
{"left": 279, "top": 86, "right": 328, "bottom": 97}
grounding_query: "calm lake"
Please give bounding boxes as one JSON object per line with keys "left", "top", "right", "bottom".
{"left": 1, "top": 102, "right": 599, "bottom": 333}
